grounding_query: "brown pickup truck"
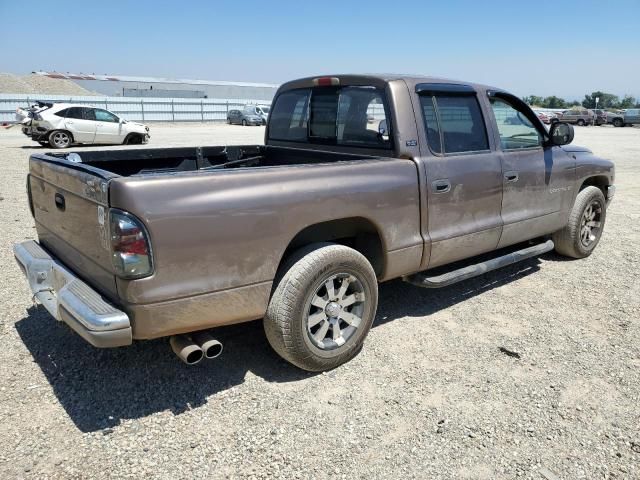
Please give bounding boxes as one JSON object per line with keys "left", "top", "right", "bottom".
{"left": 14, "top": 75, "right": 615, "bottom": 371}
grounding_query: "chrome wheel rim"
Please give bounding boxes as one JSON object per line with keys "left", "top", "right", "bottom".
{"left": 306, "top": 273, "right": 365, "bottom": 351}
{"left": 52, "top": 132, "right": 69, "bottom": 147}
{"left": 580, "top": 200, "right": 602, "bottom": 247}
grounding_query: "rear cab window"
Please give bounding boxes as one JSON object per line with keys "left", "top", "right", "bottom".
{"left": 268, "top": 85, "right": 392, "bottom": 150}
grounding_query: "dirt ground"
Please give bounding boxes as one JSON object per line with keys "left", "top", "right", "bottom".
{"left": 0, "top": 123, "right": 638, "bottom": 479}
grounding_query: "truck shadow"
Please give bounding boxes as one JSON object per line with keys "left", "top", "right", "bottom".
{"left": 14, "top": 257, "right": 542, "bottom": 433}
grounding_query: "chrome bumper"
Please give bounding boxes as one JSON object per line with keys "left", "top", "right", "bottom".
{"left": 13, "top": 241, "right": 132, "bottom": 348}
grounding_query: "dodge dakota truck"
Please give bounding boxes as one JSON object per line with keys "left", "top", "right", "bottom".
{"left": 14, "top": 75, "right": 615, "bottom": 371}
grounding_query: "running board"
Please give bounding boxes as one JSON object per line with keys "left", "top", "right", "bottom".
{"left": 403, "top": 240, "right": 554, "bottom": 289}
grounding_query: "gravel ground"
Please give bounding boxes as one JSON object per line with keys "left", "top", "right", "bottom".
{"left": 0, "top": 123, "right": 638, "bottom": 479}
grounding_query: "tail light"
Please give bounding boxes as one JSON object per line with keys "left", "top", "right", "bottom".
{"left": 109, "top": 209, "right": 153, "bottom": 279}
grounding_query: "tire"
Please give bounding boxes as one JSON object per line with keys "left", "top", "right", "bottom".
{"left": 552, "top": 186, "right": 606, "bottom": 259}
{"left": 48, "top": 130, "right": 72, "bottom": 149}
{"left": 242, "top": 119, "right": 247, "bottom": 126}
{"left": 264, "top": 243, "right": 378, "bottom": 372}
{"left": 613, "top": 118, "right": 624, "bottom": 127}
{"left": 577, "top": 119, "right": 585, "bottom": 126}
{"left": 123, "top": 134, "right": 142, "bottom": 145}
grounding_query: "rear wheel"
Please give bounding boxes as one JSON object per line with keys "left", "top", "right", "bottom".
{"left": 577, "top": 119, "right": 585, "bottom": 126}
{"left": 613, "top": 118, "right": 624, "bottom": 127}
{"left": 242, "top": 119, "right": 247, "bottom": 126}
{"left": 264, "top": 243, "right": 378, "bottom": 372}
{"left": 553, "top": 186, "right": 606, "bottom": 259}
{"left": 48, "top": 130, "right": 72, "bottom": 149}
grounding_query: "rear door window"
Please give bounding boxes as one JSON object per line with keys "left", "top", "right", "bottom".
{"left": 419, "top": 94, "right": 489, "bottom": 154}
{"left": 82, "top": 108, "right": 96, "bottom": 121}
{"left": 65, "top": 107, "right": 84, "bottom": 119}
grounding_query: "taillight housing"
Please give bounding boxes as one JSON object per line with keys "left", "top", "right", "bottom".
{"left": 109, "top": 209, "right": 153, "bottom": 279}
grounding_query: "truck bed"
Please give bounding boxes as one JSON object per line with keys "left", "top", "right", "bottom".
{"left": 41, "top": 145, "right": 378, "bottom": 177}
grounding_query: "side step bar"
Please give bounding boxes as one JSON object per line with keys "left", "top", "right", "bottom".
{"left": 403, "top": 240, "right": 555, "bottom": 289}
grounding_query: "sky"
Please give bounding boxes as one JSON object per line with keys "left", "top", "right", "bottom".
{"left": 1, "top": 0, "right": 639, "bottom": 100}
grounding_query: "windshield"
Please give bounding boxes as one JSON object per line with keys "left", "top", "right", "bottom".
{"left": 268, "top": 86, "right": 391, "bottom": 149}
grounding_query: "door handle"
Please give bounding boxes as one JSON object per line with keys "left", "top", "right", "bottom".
{"left": 54, "top": 193, "right": 65, "bottom": 211}
{"left": 504, "top": 171, "right": 519, "bottom": 183}
{"left": 431, "top": 179, "right": 451, "bottom": 193}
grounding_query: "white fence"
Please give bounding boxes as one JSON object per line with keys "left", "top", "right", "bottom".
{"left": 0, "top": 94, "right": 271, "bottom": 123}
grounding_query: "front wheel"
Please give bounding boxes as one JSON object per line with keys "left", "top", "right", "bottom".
{"left": 264, "top": 243, "right": 378, "bottom": 372}
{"left": 613, "top": 118, "right": 624, "bottom": 127}
{"left": 553, "top": 186, "right": 607, "bottom": 259}
{"left": 242, "top": 119, "right": 247, "bottom": 126}
{"left": 577, "top": 119, "right": 585, "bottom": 126}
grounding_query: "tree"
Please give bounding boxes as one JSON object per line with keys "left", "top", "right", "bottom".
{"left": 543, "top": 96, "right": 567, "bottom": 109}
{"left": 582, "top": 91, "right": 619, "bottom": 109}
{"left": 619, "top": 95, "right": 636, "bottom": 109}
{"left": 523, "top": 95, "right": 545, "bottom": 107}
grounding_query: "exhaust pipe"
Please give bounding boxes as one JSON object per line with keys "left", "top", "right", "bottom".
{"left": 191, "top": 331, "right": 223, "bottom": 359}
{"left": 170, "top": 334, "right": 204, "bottom": 365}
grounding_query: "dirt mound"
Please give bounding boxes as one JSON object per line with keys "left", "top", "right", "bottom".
{"left": 0, "top": 73, "right": 97, "bottom": 96}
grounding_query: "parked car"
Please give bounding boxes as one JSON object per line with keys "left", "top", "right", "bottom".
{"left": 608, "top": 108, "right": 640, "bottom": 127}
{"left": 227, "top": 109, "right": 263, "bottom": 126}
{"left": 21, "top": 103, "right": 150, "bottom": 148}
{"left": 592, "top": 109, "right": 609, "bottom": 126}
{"left": 534, "top": 110, "right": 551, "bottom": 124}
{"left": 557, "top": 108, "right": 603, "bottom": 126}
{"left": 242, "top": 104, "right": 270, "bottom": 124}
{"left": 14, "top": 74, "right": 615, "bottom": 372}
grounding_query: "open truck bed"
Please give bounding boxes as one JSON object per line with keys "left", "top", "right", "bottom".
{"left": 22, "top": 143, "right": 422, "bottom": 347}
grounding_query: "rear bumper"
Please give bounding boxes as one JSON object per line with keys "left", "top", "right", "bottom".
{"left": 13, "top": 240, "right": 132, "bottom": 348}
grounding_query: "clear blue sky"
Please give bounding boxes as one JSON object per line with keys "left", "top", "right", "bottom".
{"left": 1, "top": 0, "right": 639, "bottom": 99}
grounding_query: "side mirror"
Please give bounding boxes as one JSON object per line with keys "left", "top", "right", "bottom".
{"left": 548, "top": 122, "right": 574, "bottom": 146}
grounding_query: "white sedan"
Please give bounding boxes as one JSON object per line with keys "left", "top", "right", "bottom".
{"left": 23, "top": 103, "right": 150, "bottom": 148}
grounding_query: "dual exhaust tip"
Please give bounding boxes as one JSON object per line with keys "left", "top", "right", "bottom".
{"left": 170, "top": 332, "right": 223, "bottom": 365}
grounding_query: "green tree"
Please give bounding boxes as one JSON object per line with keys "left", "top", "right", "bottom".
{"left": 582, "top": 91, "right": 619, "bottom": 109}
{"left": 619, "top": 95, "right": 636, "bottom": 109}
{"left": 543, "top": 96, "right": 567, "bottom": 109}
{"left": 523, "top": 95, "right": 545, "bottom": 106}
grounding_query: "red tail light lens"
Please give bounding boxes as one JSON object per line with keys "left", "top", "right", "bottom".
{"left": 109, "top": 209, "right": 153, "bottom": 279}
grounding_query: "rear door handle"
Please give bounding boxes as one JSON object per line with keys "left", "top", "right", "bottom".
{"left": 504, "top": 171, "right": 519, "bottom": 183}
{"left": 54, "top": 193, "right": 65, "bottom": 211}
{"left": 431, "top": 179, "right": 451, "bottom": 193}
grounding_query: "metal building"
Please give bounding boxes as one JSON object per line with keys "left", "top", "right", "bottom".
{"left": 33, "top": 71, "right": 278, "bottom": 101}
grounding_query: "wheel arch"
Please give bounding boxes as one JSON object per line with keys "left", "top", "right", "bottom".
{"left": 278, "top": 217, "right": 386, "bottom": 279}
{"left": 580, "top": 175, "right": 610, "bottom": 196}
